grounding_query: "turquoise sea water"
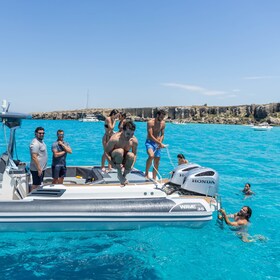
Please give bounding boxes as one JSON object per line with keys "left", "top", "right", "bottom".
{"left": 0, "top": 120, "right": 279, "bottom": 279}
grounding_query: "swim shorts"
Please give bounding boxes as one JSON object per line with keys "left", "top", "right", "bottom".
{"left": 145, "top": 139, "right": 161, "bottom": 158}
{"left": 31, "top": 170, "right": 45, "bottom": 185}
{"left": 52, "top": 165, "right": 67, "bottom": 179}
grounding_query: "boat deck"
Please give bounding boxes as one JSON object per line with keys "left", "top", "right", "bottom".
{"left": 44, "top": 166, "right": 152, "bottom": 185}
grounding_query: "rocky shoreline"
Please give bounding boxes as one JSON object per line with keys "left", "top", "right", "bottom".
{"left": 32, "top": 103, "right": 280, "bottom": 125}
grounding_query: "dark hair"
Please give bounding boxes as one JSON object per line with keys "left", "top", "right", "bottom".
{"left": 119, "top": 112, "right": 126, "bottom": 118}
{"left": 244, "top": 206, "right": 252, "bottom": 220}
{"left": 177, "top": 153, "right": 185, "bottom": 159}
{"left": 123, "top": 120, "right": 136, "bottom": 131}
{"left": 35, "top": 127, "right": 44, "bottom": 133}
{"left": 109, "top": 109, "right": 119, "bottom": 116}
{"left": 245, "top": 183, "right": 251, "bottom": 188}
{"left": 57, "top": 129, "right": 64, "bottom": 134}
{"left": 156, "top": 109, "right": 166, "bottom": 116}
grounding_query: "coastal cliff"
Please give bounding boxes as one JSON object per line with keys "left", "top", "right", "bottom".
{"left": 32, "top": 103, "right": 280, "bottom": 125}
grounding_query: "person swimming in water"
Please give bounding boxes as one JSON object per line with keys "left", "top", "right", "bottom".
{"left": 219, "top": 206, "right": 267, "bottom": 243}
{"left": 219, "top": 206, "right": 253, "bottom": 242}
{"left": 242, "top": 183, "right": 254, "bottom": 196}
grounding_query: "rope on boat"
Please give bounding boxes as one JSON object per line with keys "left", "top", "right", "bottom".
{"left": 151, "top": 162, "right": 163, "bottom": 184}
{"left": 165, "top": 145, "right": 175, "bottom": 169}
{"left": 151, "top": 144, "right": 175, "bottom": 185}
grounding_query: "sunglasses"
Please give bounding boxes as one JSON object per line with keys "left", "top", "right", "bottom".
{"left": 58, "top": 134, "right": 64, "bottom": 136}
{"left": 37, "top": 132, "right": 45, "bottom": 135}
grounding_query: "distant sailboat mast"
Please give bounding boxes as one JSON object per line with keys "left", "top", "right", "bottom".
{"left": 86, "top": 89, "right": 89, "bottom": 109}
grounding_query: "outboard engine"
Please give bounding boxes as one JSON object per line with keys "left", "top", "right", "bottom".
{"left": 165, "top": 163, "right": 219, "bottom": 197}
{"left": 181, "top": 167, "right": 219, "bottom": 196}
{"left": 170, "top": 163, "right": 201, "bottom": 186}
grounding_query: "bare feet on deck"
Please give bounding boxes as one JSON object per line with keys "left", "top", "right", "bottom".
{"left": 117, "top": 168, "right": 129, "bottom": 187}
{"left": 120, "top": 179, "right": 129, "bottom": 187}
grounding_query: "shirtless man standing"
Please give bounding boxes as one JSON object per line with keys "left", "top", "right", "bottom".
{"left": 101, "top": 109, "right": 119, "bottom": 171}
{"left": 145, "top": 109, "right": 166, "bottom": 180}
{"left": 105, "top": 120, "right": 138, "bottom": 186}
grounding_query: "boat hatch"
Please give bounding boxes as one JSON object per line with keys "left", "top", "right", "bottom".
{"left": 29, "top": 189, "right": 66, "bottom": 197}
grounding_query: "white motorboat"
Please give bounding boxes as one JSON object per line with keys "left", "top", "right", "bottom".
{"left": 172, "top": 121, "right": 187, "bottom": 125}
{"left": 0, "top": 100, "right": 220, "bottom": 231}
{"left": 78, "top": 114, "right": 99, "bottom": 122}
{"left": 252, "top": 123, "right": 273, "bottom": 131}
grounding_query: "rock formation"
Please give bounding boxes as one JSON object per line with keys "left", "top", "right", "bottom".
{"left": 31, "top": 103, "right": 280, "bottom": 125}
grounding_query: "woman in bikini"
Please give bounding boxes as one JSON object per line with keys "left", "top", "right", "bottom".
{"left": 101, "top": 109, "right": 119, "bottom": 171}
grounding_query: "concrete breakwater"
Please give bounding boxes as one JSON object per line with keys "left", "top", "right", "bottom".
{"left": 32, "top": 103, "right": 280, "bottom": 125}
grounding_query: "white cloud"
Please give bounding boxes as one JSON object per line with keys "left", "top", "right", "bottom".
{"left": 162, "top": 83, "right": 205, "bottom": 92}
{"left": 161, "top": 83, "right": 226, "bottom": 96}
{"left": 243, "top": 76, "right": 275, "bottom": 80}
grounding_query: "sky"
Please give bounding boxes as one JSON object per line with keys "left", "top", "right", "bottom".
{"left": 0, "top": 0, "right": 279, "bottom": 113}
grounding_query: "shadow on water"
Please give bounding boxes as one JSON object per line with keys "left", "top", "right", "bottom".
{"left": 0, "top": 231, "right": 162, "bottom": 280}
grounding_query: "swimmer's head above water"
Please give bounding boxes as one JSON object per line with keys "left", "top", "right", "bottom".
{"left": 237, "top": 206, "right": 252, "bottom": 221}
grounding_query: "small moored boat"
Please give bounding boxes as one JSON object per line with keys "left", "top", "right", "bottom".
{"left": 252, "top": 123, "right": 273, "bottom": 131}
{"left": 78, "top": 114, "right": 99, "bottom": 122}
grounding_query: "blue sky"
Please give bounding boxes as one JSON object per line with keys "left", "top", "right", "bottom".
{"left": 0, "top": 0, "right": 279, "bottom": 113}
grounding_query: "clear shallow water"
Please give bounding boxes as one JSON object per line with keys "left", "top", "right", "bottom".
{"left": 0, "top": 120, "right": 279, "bottom": 279}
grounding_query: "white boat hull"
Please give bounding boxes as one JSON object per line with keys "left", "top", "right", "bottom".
{"left": 0, "top": 196, "right": 216, "bottom": 231}
{"left": 252, "top": 125, "right": 273, "bottom": 131}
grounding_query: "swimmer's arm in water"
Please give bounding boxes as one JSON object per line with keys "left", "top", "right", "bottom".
{"left": 241, "top": 234, "right": 253, "bottom": 243}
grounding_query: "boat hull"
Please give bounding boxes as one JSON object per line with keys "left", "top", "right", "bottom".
{"left": 0, "top": 198, "right": 214, "bottom": 231}
{"left": 252, "top": 125, "right": 272, "bottom": 131}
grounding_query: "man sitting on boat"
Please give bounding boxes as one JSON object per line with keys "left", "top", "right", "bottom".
{"left": 105, "top": 120, "right": 138, "bottom": 186}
